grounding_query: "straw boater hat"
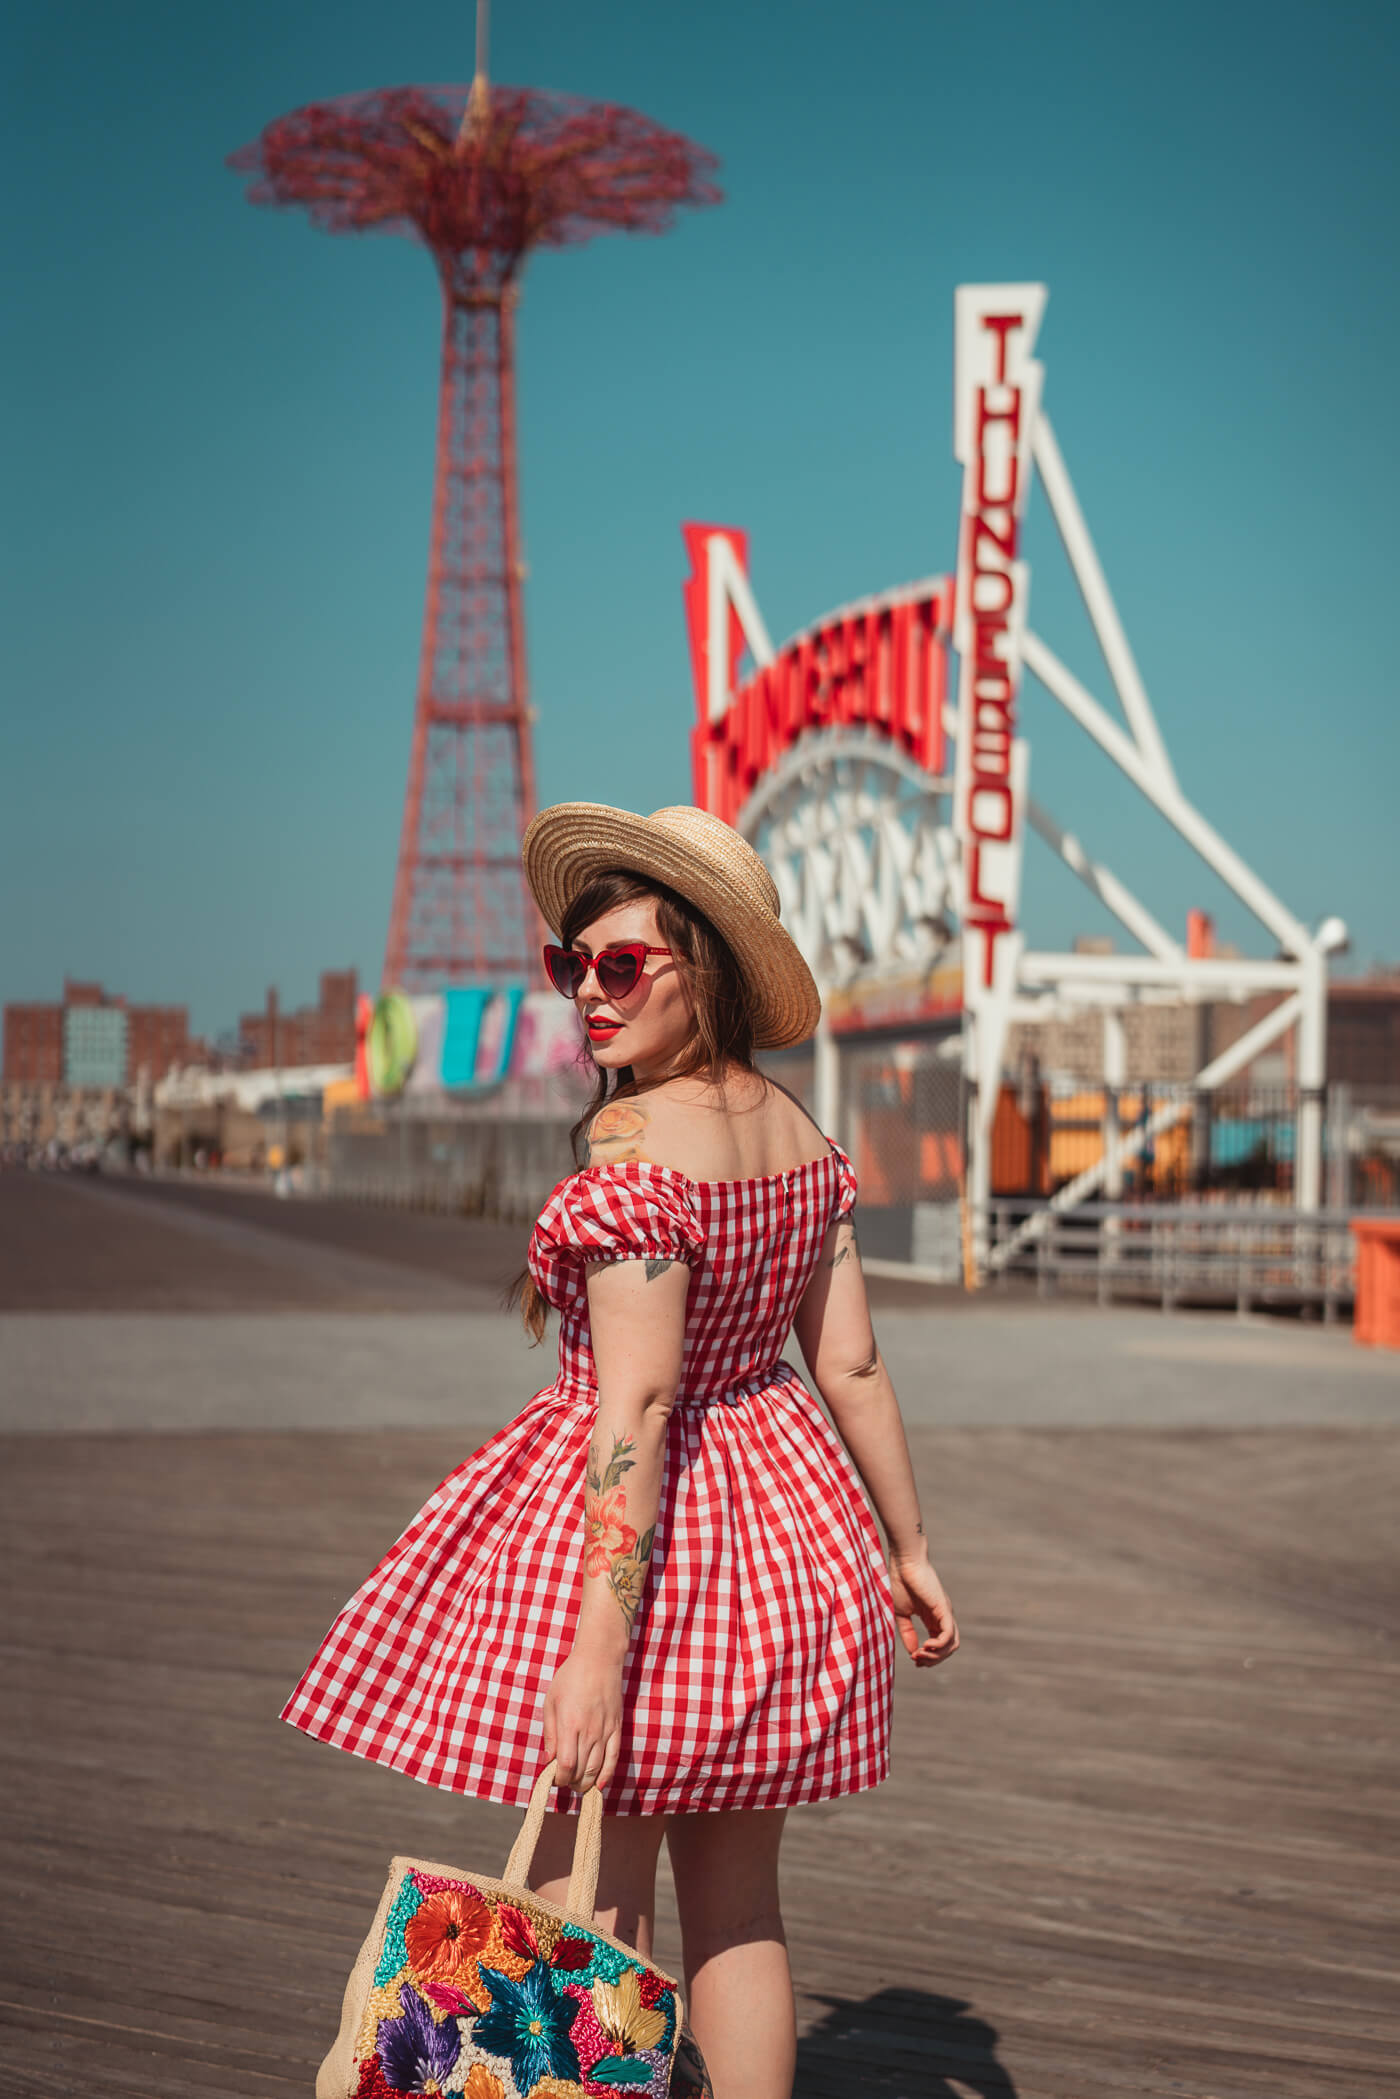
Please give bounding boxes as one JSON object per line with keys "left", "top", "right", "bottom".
{"left": 522, "top": 802, "right": 821, "bottom": 1050}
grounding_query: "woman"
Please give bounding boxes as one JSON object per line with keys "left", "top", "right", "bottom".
{"left": 283, "top": 803, "right": 958, "bottom": 2099}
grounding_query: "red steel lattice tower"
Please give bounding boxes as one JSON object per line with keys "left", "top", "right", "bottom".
{"left": 233, "top": 56, "right": 718, "bottom": 990}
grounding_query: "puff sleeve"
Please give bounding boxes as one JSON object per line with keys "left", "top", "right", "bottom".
{"left": 528, "top": 1164, "right": 705, "bottom": 1307}
{"left": 830, "top": 1141, "right": 859, "bottom": 1221}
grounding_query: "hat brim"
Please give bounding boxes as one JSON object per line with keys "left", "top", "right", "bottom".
{"left": 522, "top": 803, "right": 822, "bottom": 1051}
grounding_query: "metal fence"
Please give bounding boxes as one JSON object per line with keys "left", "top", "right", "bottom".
{"left": 983, "top": 1199, "right": 1381, "bottom": 1320}
{"left": 986, "top": 1078, "right": 1400, "bottom": 1208}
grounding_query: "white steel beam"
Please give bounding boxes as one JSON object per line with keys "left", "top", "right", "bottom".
{"left": 1025, "top": 798, "right": 1182, "bottom": 962}
{"left": 1021, "top": 631, "right": 1314, "bottom": 957}
{"left": 1032, "top": 415, "right": 1176, "bottom": 790}
{"left": 1295, "top": 944, "right": 1328, "bottom": 1212}
{"left": 1019, "top": 951, "right": 1303, "bottom": 993}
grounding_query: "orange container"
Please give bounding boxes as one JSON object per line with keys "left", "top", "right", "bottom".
{"left": 1351, "top": 1220, "right": 1400, "bottom": 1349}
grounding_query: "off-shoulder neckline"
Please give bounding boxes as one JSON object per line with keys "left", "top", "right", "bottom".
{"left": 574, "top": 1142, "right": 846, "bottom": 1193}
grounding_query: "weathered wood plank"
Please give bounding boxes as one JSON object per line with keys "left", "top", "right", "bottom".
{"left": 2, "top": 1423, "right": 1396, "bottom": 2099}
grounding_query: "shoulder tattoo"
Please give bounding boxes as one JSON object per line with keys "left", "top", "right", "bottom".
{"left": 583, "top": 1099, "right": 650, "bottom": 1165}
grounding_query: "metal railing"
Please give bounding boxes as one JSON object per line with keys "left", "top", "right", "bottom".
{"left": 983, "top": 1198, "right": 1387, "bottom": 1320}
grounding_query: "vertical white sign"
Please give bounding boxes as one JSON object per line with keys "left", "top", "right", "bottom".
{"left": 952, "top": 284, "right": 1046, "bottom": 1255}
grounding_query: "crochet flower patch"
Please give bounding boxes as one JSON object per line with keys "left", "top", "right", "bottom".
{"left": 357, "top": 1871, "right": 681, "bottom": 2099}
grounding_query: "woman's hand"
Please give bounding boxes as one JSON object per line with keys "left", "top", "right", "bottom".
{"left": 543, "top": 1642, "right": 624, "bottom": 1794}
{"left": 888, "top": 1550, "right": 959, "bottom": 1668}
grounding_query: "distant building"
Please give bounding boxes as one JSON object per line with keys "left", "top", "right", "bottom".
{"left": 64, "top": 1002, "right": 128, "bottom": 1088}
{"left": 2, "top": 979, "right": 195, "bottom": 1087}
{"left": 238, "top": 969, "right": 357, "bottom": 1069}
{"left": 1006, "top": 946, "right": 1400, "bottom": 1094}
{"left": 2, "top": 1004, "right": 64, "bottom": 1083}
{"left": 1329, "top": 977, "right": 1400, "bottom": 1100}
{"left": 128, "top": 1006, "right": 194, "bottom": 1082}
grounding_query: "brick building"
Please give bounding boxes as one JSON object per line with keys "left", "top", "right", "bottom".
{"left": 2, "top": 981, "right": 194, "bottom": 1086}
{"left": 1006, "top": 963, "right": 1400, "bottom": 1093}
{"left": 238, "top": 970, "right": 358, "bottom": 1069}
{"left": 1328, "top": 976, "right": 1400, "bottom": 1099}
{"left": 2, "top": 1004, "right": 64, "bottom": 1083}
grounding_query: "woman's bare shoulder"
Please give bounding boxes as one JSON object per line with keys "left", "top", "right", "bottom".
{"left": 585, "top": 1071, "right": 828, "bottom": 1181}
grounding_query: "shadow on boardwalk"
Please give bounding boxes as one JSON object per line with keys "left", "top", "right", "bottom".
{"left": 796, "top": 1987, "right": 1018, "bottom": 2098}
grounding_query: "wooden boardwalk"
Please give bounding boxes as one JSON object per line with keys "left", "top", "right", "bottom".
{"left": 3, "top": 1417, "right": 1396, "bottom": 2098}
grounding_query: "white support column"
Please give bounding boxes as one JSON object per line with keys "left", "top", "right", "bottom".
{"left": 1295, "top": 943, "right": 1327, "bottom": 1212}
{"left": 964, "top": 1015, "right": 991, "bottom": 1288}
{"left": 814, "top": 1005, "right": 840, "bottom": 1145}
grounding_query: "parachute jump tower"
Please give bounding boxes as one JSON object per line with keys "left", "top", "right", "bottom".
{"left": 233, "top": 16, "right": 719, "bottom": 989}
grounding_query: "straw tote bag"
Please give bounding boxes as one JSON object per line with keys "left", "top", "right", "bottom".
{"left": 316, "top": 1761, "right": 711, "bottom": 2099}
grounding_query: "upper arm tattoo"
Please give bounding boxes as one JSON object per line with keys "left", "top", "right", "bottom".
{"left": 828, "top": 1214, "right": 859, "bottom": 1270}
{"left": 583, "top": 1100, "right": 650, "bottom": 1166}
{"left": 643, "top": 1257, "right": 675, "bottom": 1282}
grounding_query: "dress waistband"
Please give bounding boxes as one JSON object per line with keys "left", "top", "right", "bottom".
{"left": 539, "top": 1359, "right": 802, "bottom": 1413}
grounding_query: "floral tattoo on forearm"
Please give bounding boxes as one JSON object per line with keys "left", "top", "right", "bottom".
{"left": 584, "top": 1431, "right": 656, "bottom": 1630}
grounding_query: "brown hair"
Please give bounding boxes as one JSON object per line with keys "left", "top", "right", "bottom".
{"left": 511, "top": 869, "right": 761, "bottom": 1344}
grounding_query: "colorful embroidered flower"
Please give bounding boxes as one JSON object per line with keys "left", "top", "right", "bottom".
{"left": 377, "top": 1983, "right": 462, "bottom": 2092}
{"left": 359, "top": 1968, "right": 423, "bottom": 2060}
{"left": 587, "top": 2060, "right": 654, "bottom": 2088}
{"left": 355, "top": 2058, "right": 400, "bottom": 2099}
{"left": 406, "top": 1888, "right": 492, "bottom": 1984}
{"left": 496, "top": 1903, "right": 541, "bottom": 1962}
{"left": 584, "top": 1490, "right": 637, "bottom": 1579}
{"left": 377, "top": 1875, "right": 430, "bottom": 1987}
{"left": 457, "top": 2067, "right": 506, "bottom": 2099}
{"left": 422, "top": 1982, "right": 479, "bottom": 2020}
{"left": 591, "top": 1971, "right": 667, "bottom": 2055}
{"left": 472, "top": 1963, "right": 582, "bottom": 2089}
{"left": 550, "top": 1935, "right": 594, "bottom": 1972}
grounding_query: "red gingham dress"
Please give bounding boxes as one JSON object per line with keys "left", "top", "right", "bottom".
{"left": 281, "top": 1143, "right": 894, "bottom": 1814}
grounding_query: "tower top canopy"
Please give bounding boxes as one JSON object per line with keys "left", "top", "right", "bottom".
{"left": 231, "top": 84, "right": 720, "bottom": 279}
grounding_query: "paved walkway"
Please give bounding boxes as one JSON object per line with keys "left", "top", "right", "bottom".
{"left": 2, "top": 1168, "right": 1398, "bottom": 2097}
{"left": 4, "top": 1423, "right": 1395, "bottom": 2098}
{"left": 2, "top": 1171, "right": 1396, "bottom": 1432}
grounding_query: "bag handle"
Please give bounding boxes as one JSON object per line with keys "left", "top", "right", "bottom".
{"left": 502, "top": 1761, "right": 604, "bottom": 1923}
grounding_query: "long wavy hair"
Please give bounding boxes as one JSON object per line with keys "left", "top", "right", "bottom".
{"left": 512, "top": 869, "right": 762, "bottom": 1344}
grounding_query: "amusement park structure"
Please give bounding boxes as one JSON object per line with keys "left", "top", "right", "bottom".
{"left": 685, "top": 284, "right": 1348, "bottom": 1270}
{"left": 233, "top": 11, "right": 718, "bottom": 992}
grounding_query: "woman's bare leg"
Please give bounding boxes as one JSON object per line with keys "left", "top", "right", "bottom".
{"left": 666, "top": 1809, "right": 793, "bottom": 2099}
{"left": 529, "top": 1809, "right": 669, "bottom": 1958}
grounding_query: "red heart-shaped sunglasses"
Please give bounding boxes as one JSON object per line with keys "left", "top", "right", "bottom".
{"left": 543, "top": 943, "right": 674, "bottom": 1001}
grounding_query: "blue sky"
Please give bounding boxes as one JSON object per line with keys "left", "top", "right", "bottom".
{"left": 3, "top": 0, "right": 1396, "bottom": 1034}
